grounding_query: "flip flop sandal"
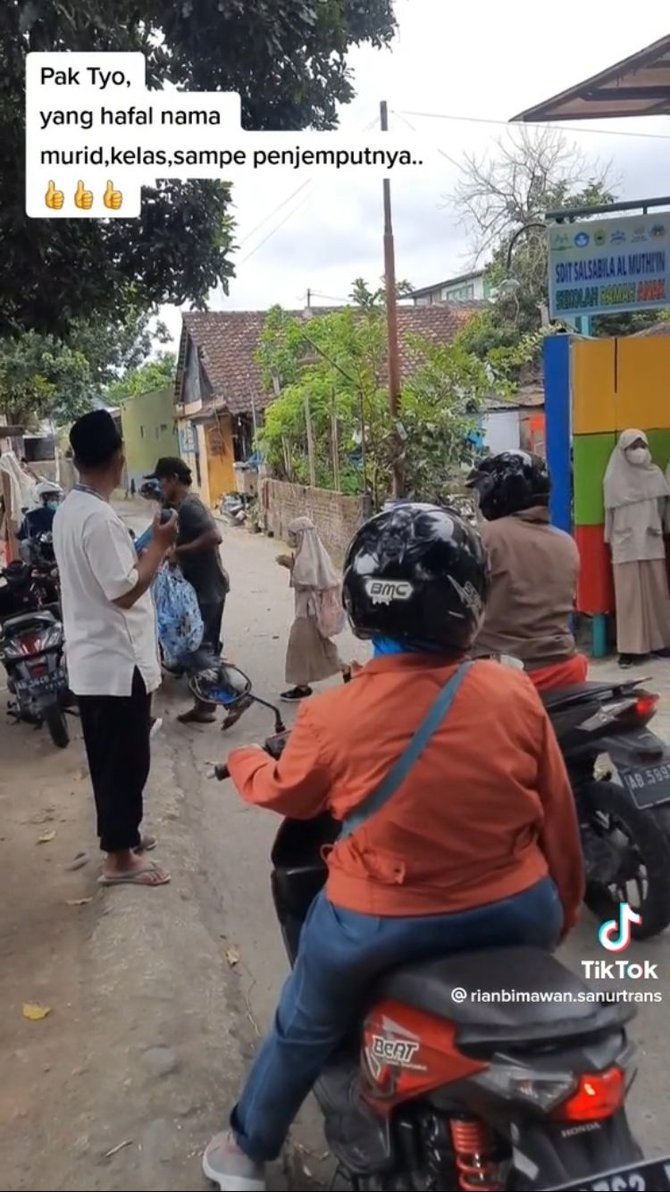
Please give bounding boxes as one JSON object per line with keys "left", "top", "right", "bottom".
{"left": 98, "top": 863, "right": 170, "bottom": 888}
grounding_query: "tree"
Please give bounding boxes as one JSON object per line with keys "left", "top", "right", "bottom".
{"left": 257, "top": 293, "right": 532, "bottom": 506}
{"left": 68, "top": 311, "right": 171, "bottom": 393}
{"left": 105, "top": 352, "right": 176, "bottom": 403}
{"left": 449, "top": 127, "right": 668, "bottom": 347}
{"left": 0, "top": 331, "right": 91, "bottom": 428}
{"left": 1, "top": 1, "right": 397, "bottom": 338}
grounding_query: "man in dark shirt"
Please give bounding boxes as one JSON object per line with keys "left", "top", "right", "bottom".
{"left": 146, "top": 457, "right": 230, "bottom": 723}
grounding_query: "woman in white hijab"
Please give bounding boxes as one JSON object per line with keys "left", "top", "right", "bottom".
{"left": 603, "top": 429, "right": 670, "bottom": 666}
{"left": 277, "top": 516, "right": 347, "bottom": 701}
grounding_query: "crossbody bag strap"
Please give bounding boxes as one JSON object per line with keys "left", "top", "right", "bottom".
{"left": 339, "top": 661, "right": 473, "bottom": 840}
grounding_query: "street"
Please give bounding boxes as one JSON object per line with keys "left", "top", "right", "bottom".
{"left": 1, "top": 514, "right": 670, "bottom": 1191}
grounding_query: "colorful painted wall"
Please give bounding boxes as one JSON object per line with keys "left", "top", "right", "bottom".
{"left": 572, "top": 336, "right": 670, "bottom": 614}
{"left": 119, "top": 387, "right": 178, "bottom": 491}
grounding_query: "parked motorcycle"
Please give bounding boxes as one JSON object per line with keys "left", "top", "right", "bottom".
{"left": 0, "top": 561, "right": 69, "bottom": 747}
{"left": 212, "top": 667, "right": 669, "bottom": 1192}
{"left": 0, "top": 607, "right": 70, "bottom": 746}
{"left": 537, "top": 674, "right": 670, "bottom": 942}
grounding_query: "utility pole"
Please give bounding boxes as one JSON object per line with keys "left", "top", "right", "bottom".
{"left": 380, "top": 100, "right": 403, "bottom": 498}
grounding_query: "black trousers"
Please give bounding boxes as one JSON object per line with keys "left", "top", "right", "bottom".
{"left": 78, "top": 668, "right": 151, "bottom": 853}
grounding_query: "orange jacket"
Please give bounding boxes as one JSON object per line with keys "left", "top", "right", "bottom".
{"left": 228, "top": 656, "right": 584, "bottom": 930}
{"left": 529, "top": 654, "right": 589, "bottom": 693}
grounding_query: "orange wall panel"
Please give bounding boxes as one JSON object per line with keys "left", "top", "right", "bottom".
{"left": 615, "top": 337, "right": 670, "bottom": 431}
{"left": 571, "top": 339, "right": 616, "bottom": 435}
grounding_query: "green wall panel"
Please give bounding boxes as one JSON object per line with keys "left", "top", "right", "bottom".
{"left": 573, "top": 432, "right": 617, "bottom": 527}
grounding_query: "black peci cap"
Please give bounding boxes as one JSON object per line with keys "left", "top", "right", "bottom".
{"left": 145, "top": 457, "right": 192, "bottom": 484}
{"left": 69, "top": 409, "right": 122, "bottom": 469}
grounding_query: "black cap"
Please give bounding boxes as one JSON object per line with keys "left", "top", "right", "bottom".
{"left": 69, "top": 410, "right": 122, "bottom": 469}
{"left": 145, "top": 457, "right": 192, "bottom": 484}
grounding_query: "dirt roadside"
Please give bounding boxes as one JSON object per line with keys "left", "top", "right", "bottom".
{"left": 0, "top": 707, "right": 300, "bottom": 1192}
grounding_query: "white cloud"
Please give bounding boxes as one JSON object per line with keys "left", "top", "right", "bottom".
{"left": 160, "top": 0, "right": 670, "bottom": 342}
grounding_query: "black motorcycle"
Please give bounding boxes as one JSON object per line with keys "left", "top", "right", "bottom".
{"left": 211, "top": 667, "right": 670, "bottom": 1192}
{"left": 542, "top": 676, "right": 670, "bottom": 941}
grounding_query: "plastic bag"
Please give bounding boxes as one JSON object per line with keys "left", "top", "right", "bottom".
{"left": 153, "top": 564, "right": 204, "bottom": 663}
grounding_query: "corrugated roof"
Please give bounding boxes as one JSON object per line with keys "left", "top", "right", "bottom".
{"left": 177, "top": 303, "right": 486, "bottom": 417}
{"left": 512, "top": 34, "right": 670, "bottom": 122}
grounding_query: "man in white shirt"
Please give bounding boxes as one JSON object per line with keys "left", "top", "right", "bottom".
{"left": 53, "top": 410, "right": 177, "bottom": 888}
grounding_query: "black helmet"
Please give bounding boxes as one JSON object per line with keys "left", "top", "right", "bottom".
{"left": 343, "top": 503, "right": 489, "bottom": 651}
{"left": 466, "top": 451, "right": 550, "bottom": 521}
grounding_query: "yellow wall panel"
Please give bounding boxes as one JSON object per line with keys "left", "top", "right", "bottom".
{"left": 615, "top": 337, "right": 670, "bottom": 431}
{"left": 571, "top": 339, "right": 616, "bottom": 434}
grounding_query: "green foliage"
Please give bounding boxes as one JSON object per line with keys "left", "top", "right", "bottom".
{"left": 257, "top": 291, "right": 533, "bottom": 507}
{"left": 451, "top": 126, "right": 668, "bottom": 349}
{"left": 0, "top": 0, "right": 396, "bottom": 337}
{"left": 0, "top": 330, "right": 90, "bottom": 428}
{"left": 106, "top": 352, "right": 176, "bottom": 403}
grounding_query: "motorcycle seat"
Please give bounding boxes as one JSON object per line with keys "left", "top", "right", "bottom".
{"left": 0, "top": 609, "right": 56, "bottom": 637}
{"left": 375, "top": 946, "right": 633, "bottom": 1049}
{"left": 541, "top": 681, "right": 636, "bottom": 711}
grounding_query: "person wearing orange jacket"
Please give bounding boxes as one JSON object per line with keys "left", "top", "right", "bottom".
{"left": 467, "top": 451, "right": 589, "bottom": 692}
{"left": 203, "top": 503, "right": 584, "bottom": 1192}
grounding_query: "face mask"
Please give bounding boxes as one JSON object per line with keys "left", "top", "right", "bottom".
{"left": 46, "top": 500, "right": 59, "bottom": 512}
{"left": 627, "top": 447, "right": 651, "bottom": 466}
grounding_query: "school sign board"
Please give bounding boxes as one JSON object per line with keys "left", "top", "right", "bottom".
{"left": 548, "top": 212, "right": 669, "bottom": 320}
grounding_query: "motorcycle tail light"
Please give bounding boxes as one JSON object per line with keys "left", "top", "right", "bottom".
{"left": 471, "top": 1064, "right": 576, "bottom": 1111}
{"left": 551, "top": 1067, "right": 625, "bottom": 1122}
{"left": 29, "top": 660, "right": 48, "bottom": 677}
{"left": 579, "top": 694, "right": 659, "bottom": 734}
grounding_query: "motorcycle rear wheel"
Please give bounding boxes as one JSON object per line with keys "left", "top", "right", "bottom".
{"left": 583, "top": 780, "right": 670, "bottom": 940}
{"left": 45, "top": 703, "right": 69, "bottom": 749}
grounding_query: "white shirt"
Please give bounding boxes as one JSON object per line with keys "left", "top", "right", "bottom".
{"left": 53, "top": 489, "right": 160, "bottom": 697}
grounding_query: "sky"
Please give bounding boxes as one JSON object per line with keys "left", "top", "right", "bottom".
{"left": 160, "top": 0, "right": 670, "bottom": 343}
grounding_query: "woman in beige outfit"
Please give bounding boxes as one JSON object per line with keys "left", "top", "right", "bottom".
{"left": 603, "top": 429, "right": 670, "bottom": 667}
{"left": 277, "top": 517, "right": 347, "bottom": 702}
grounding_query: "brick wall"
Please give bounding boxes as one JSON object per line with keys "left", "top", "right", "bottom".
{"left": 260, "top": 479, "right": 370, "bottom": 561}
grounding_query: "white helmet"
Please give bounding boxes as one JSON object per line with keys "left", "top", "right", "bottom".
{"left": 35, "top": 480, "right": 63, "bottom": 499}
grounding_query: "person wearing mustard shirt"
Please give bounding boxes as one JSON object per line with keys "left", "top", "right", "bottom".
{"left": 203, "top": 503, "right": 584, "bottom": 1192}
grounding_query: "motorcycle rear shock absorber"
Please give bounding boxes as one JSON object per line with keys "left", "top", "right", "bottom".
{"left": 449, "top": 1117, "right": 506, "bottom": 1191}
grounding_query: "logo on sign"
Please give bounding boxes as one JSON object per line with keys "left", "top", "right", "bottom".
{"left": 598, "top": 901, "right": 642, "bottom": 952}
{"left": 594, "top": 230, "right": 606, "bottom": 247}
{"left": 574, "top": 232, "right": 590, "bottom": 247}
{"left": 651, "top": 224, "right": 666, "bottom": 239}
{"left": 365, "top": 578, "right": 412, "bottom": 606}
{"left": 371, "top": 1035, "right": 421, "bottom": 1067}
{"left": 610, "top": 229, "right": 626, "bottom": 244}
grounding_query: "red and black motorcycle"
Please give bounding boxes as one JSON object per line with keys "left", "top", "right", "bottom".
{"left": 213, "top": 667, "right": 669, "bottom": 1192}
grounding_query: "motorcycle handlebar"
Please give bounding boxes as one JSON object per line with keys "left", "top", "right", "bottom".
{"left": 215, "top": 731, "right": 290, "bottom": 781}
{"left": 214, "top": 764, "right": 230, "bottom": 781}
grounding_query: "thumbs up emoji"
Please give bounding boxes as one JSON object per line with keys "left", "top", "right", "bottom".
{"left": 74, "top": 180, "right": 93, "bottom": 210}
{"left": 45, "top": 180, "right": 64, "bottom": 211}
{"left": 103, "top": 180, "right": 123, "bottom": 211}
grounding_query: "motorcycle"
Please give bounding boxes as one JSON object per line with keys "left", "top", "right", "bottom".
{"left": 0, "top": 562, "right": 70, "bottom": 747}
{"left": 211, "top": 667, "right": 670, "bottom": 1192}
{"left": 536, "top": 672, "right": 670, "bottom": 942}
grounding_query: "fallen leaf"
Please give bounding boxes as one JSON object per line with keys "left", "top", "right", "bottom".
{"left": 225, "top": 947, "right": 240, "bottom": 968}
{"left": 37, "top": 831, "right": 56, "bottom": 844}
{"left": 66, "top": 898, "right": 93, "bottom": 907}
{"left": 22, "top": 1003, "right": 51, "bottom": 1021}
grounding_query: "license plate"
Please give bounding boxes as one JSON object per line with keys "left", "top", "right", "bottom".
{"left": 620, "top": 762, "right": 670, "bottom": 809}
{"left": 16, "top": 670, "right": 66, "bottom": 696}
{"left": 554, "top": 1155, "right": 670, "bottom": 1190}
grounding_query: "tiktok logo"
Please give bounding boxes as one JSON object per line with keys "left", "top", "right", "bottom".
{"left": 598, "top": 901, "right": 642, "bottom": 952}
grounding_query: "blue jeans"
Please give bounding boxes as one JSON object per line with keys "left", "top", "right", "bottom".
{"left": 232, "top": 877, "right": 563, "bottom": 1162}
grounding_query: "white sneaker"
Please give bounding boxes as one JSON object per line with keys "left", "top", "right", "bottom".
{"left": 202, "top": 1131, "right": 266, "bottom": 1191}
